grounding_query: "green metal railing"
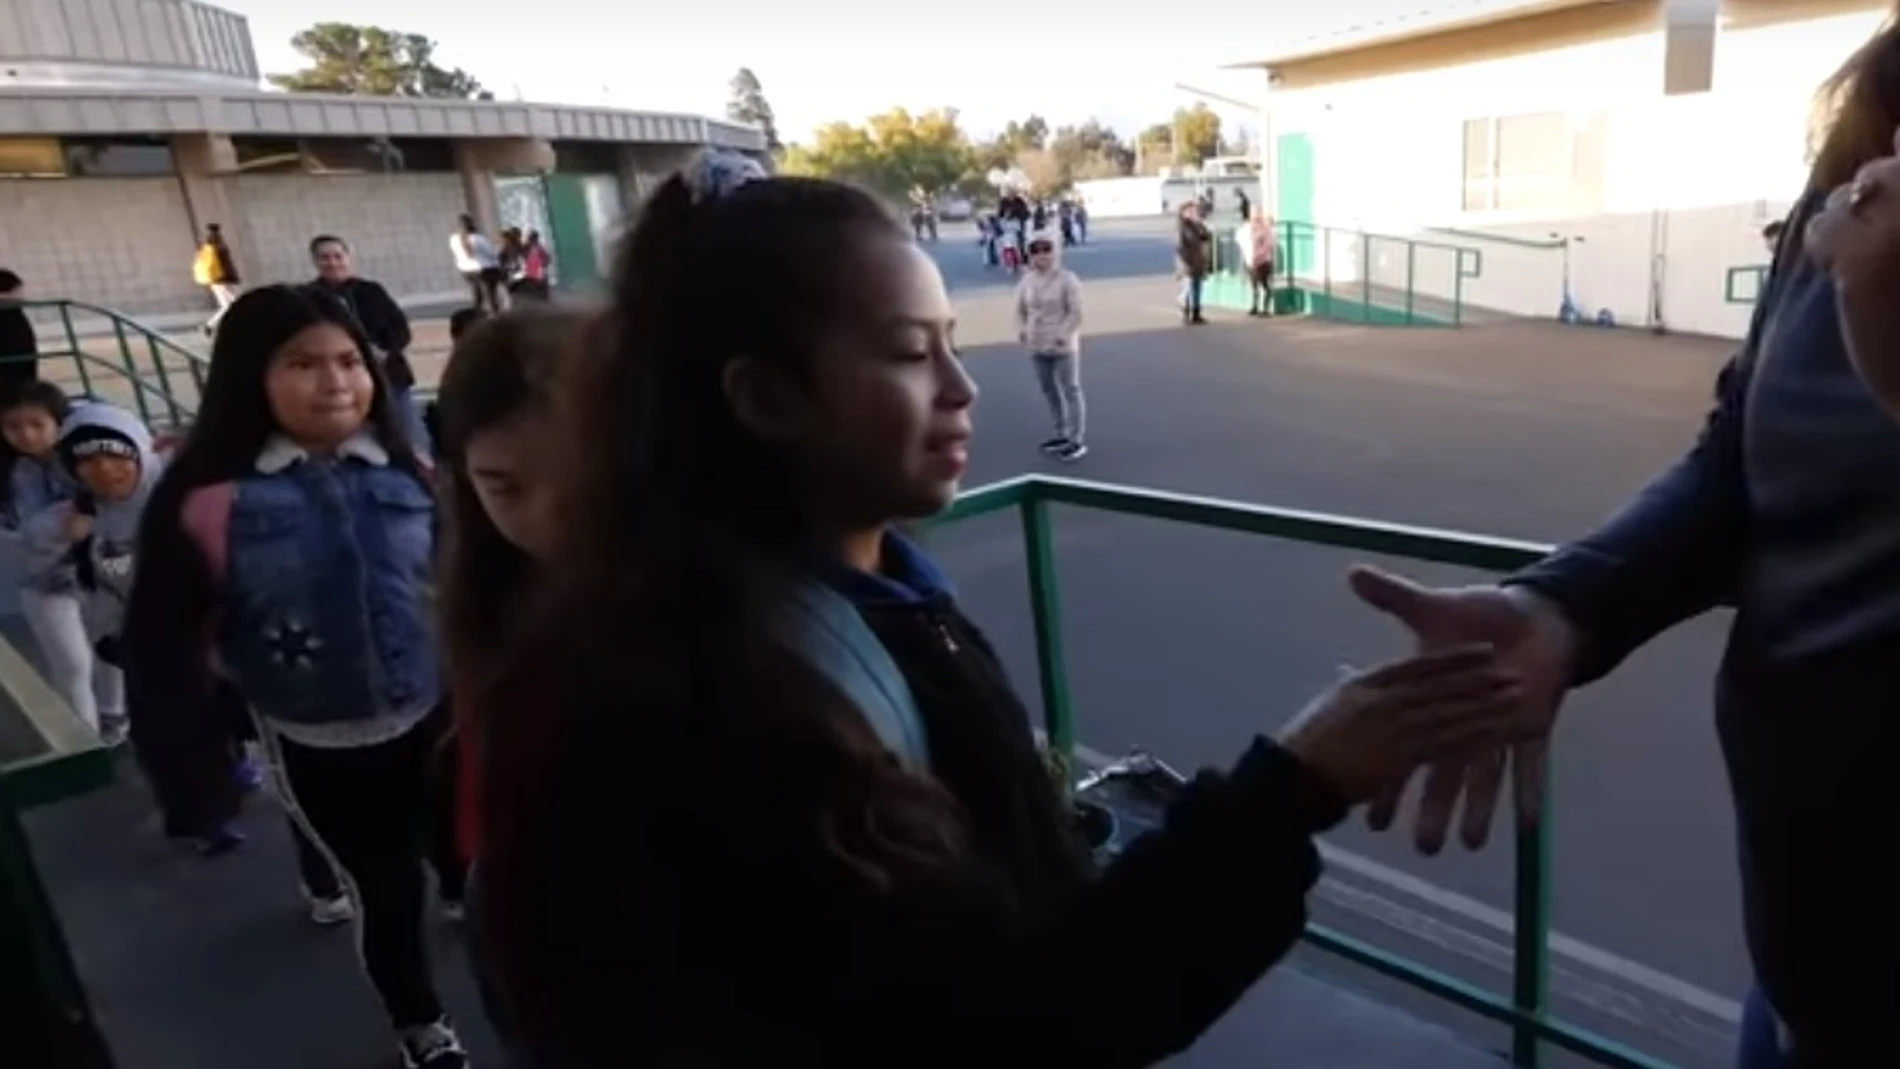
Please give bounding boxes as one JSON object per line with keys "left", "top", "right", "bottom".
{"left": 935, "top": 475, "right": 1679, "bottom": 1069}
{"left": 1208, "top": 221, "right": 1477, "bottom": 327}
{"left": 11, "top": 299, "right": 210, "bottom": 428}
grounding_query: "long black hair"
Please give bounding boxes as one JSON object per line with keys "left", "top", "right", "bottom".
{"left": 0, "top": 379, "right": 71, "bottom": 521}
{"left": 159, "top": 284, "right": 421, "bottom": 496}
{"left": 478, "top": 173, "right": 967, "bottom": 983}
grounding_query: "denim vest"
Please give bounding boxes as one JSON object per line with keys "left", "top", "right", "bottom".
{"left": 218, "top": 459, "right": 438, "bottom": 724}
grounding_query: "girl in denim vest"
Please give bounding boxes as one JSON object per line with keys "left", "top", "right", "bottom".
{"left": 123, "top": 285, "right": 469, "bottom": 1069}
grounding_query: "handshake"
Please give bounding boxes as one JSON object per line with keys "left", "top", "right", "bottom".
{"left": 1275, "top": 566, "right": 1578, "bottom": 855}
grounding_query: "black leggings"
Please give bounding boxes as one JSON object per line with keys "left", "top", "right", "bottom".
{"left": 277, "top": 706, "right": 463, "bottom": 1029}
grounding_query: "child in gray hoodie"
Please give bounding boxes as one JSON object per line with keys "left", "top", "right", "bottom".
{"left": 20, "top": 401, "right": 159, "bottom": 744}
{"left": 1014, "top": 230, "right": 1087, "bottom": 460}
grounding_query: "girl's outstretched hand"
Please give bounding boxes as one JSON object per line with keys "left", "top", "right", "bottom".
{"left": 1276, "top": 644, "right": 1524, "bottom": 805}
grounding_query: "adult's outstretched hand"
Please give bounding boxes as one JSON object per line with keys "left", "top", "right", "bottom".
{"left": 1346, "top": 566, "right": 1578, "bottom": 854}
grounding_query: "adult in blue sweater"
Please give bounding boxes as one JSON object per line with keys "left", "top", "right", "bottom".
{"left": 1348, "top": 22, "right": 1900, "bottom": 1069}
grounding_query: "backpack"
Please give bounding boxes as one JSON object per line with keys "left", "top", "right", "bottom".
{"left": 780, "top": 580, "right": 930, "bottom": 772}
{"left": 191, "top": 243, "right": 220, "bottom": 286}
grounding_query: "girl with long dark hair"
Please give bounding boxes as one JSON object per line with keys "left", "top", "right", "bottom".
{"left": 463, "top": 155, "right": 1525, "bottom": 1068}
{"left": 122, "top": 285, "right": 470, "bottom": 1069}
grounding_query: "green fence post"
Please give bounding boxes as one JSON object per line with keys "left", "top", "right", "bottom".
{"left": 109, "top": 321, "right": 150, "bottom": 425}
{"left": 57, "top": 305, "right": 94, "bottom": 399}
{"left": 1323, "top": 227, "right": 1334, "bottom": 314}
{"left": 1511, "top": 786, "right": 1555, "bottom": 1066}
{"left": 1453, "top": 261, "right": 1467, "bottom": 328}
{"left": 1019, "top": 493, "right": 1075, "bottom": 789}
{"left": 145, "top": 335, "right": 181, "bottom": 428}
{"left": 1405, "top": 243, "right": 1418, "bottom": 325}
{"left": 1361, "top": 235, "right": 1373, "bottom": 323}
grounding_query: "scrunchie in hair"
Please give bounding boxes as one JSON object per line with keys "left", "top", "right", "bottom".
{"left": 688, "top": 149, "right": 767, "bottom": 205}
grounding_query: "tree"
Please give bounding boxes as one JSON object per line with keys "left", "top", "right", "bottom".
{"left": 997, "top": 115, "right": 1050, "bottom": 155}
{"left": 268, "top": 23, "right": 489, "bottom": 98}
{"left": 1171, "top": 103, "right": 1223, "bottom": 168}
{"left": 1136, "top": 123, "right": 1174, "bottom": 173}
{"left": 1049, "top": 120, "right": 1135, "bottom": 181}
{"left": 781, "top": 107, "right": 978, "bottom": 199}
{"left": 727, "top": 67, "right": 782, "bottom": 154}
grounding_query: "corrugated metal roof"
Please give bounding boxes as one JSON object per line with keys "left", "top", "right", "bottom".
{"left": 1225, "top": 0, "right": 1616, "bottom": 70}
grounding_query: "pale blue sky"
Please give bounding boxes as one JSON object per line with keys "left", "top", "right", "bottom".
{"left": 227, "top": 0, "right": 1393, "bottom": 142}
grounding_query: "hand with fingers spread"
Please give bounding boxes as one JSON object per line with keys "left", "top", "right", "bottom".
{"left": 1807, "top": 125, "right": 1900, "bottom": 422}
{"left": 1345, "top": 566, "right": 1577, "bottom": 854}
{"left": 1276, "top": 643, "right": 1528, "bottom": 805}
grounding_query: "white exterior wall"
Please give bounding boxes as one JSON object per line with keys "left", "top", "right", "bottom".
{"left": 228, "top": 173, "right": 469, "bottom": 304}
{"left": 1271, "top": 6, "right": 1887, "bottom": 338}
{"left": 1075, "top": 176, "right": 1167, "bottom": 218}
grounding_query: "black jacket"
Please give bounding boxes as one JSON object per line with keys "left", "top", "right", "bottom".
{"left": 1510, "top": 192, "right": 1897, "bottom": 1055}
{"left": 306, "top": 277, "right": 415, "bottom": 389}
{"left": 491, "top": 550, "right": 1346, "bottom": 1069}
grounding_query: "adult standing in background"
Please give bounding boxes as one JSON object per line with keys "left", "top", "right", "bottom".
{"left": 1175, "top": 201, "right": 1212, "bottom": 326}
{"left": 192, "top": 224, "right": 241, "bottom": 337}
{"left": 0, "top": 269, "right": 39, "bottom": 395}
{"left": 450, "top": 214, "right": 507, "bottom": 313}
{"left": 305, "top": 234, "right": 427, "bottom": 452}
{"left": 1348, "top": 15, "right": 1900, "bottom": 1066}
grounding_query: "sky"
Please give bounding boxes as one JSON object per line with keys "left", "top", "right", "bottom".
{"left": 225, "top": 0, "right": 1423, "bottom": 144}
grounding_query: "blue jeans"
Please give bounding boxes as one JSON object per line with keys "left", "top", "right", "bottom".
{"left": 1736, "top": 987, "right": 1792, "bottom": 1069}
{"left": 1179, "top": 275, "right": 1205, "bottom": 319}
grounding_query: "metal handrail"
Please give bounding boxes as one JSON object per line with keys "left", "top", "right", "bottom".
{"left": 935, "top": 474, "right": 1677, "bottom": 1069}
{"left": 11, "top": 299, "right": 210, "bottom": 426}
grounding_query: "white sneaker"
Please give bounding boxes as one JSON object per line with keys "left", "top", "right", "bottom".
{"left": 307, "top": 891, "right": 355, "bottom": 926}
{"left": 97, "top": 714, "right": 129, "bottom": 747}
{"left": 399, "top": 1019, "right": 469, "bottom": 1069}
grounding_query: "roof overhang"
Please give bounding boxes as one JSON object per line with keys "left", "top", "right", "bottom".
{"left": 0, "top": 86, "right": 765, "bottom": 151}
{"left": 1224, "top": 0, "right": 1615, "bottom": 71}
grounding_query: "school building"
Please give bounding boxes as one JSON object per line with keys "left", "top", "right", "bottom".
{"left": 0, "top": 0, "right": 765, "bottom": 320}
{"left": 1236, "top": 0, "right": 1889, "bottom": 339}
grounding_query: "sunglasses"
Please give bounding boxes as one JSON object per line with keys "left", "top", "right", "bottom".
{"left": 1028, "top": 243, "right": 1054, "bottom": 254}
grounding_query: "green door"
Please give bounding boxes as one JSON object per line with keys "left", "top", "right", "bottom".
{"left": 543, "top": 173, "right": 603, "bottom": 294}
{"left": 1274, "top": 133, "right": 1317, "bottom": 310}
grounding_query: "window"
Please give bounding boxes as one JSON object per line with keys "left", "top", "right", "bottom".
{"left": 553, "top": 141, "right": 620, "bottom": 174}
{"left": 232, "top": 137, "right": 305, "bottom": 174}
{"left": 385, "top": 138, "right": 457, "bottom": 172}
{"left": 0, "top": 138, "right": 67, "bottom": 177}
{"left": 64, "top": 136, "right": 176, "bottom": 176}
{"left": 289, "top": 137, "right": 460, "bottom": 174}
{"left": 1460, "top": 111, "right": 1606, "bottom": 215}
{"left": 301, "top": 137, "right": 397, "bottom": 174}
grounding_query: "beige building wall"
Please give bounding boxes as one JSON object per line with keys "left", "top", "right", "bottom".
{"left": 227, "top": 173, "right": 471, "bottom": 304}
{"left": 0, "top": 176, "right": 205, "bottom": 316}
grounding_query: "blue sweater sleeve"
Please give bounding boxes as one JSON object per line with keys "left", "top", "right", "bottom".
{"left": 122, "top": 502, "right": 241, "bottom": 835}
{"left": 1507, "top": 350, "right": 1751, "bottom": 683}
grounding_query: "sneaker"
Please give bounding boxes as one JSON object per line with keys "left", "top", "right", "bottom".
{"left": 307, "top": 890, "right": 355, "bottom": 926}
{"left": 97, "top": 714, "right": 129, "bottom": 748}
{"left": 399, "top": 1019, "right": 468, "bottom": 1069}
{"left": 1056, "top": 441, "right": 1089, "bottom": 462}
{"left": 1038, "top": 436, "right": 1069, "bottom": 454}
{"left": 198, "top": 823, "right": 246, "bottom": 858}
{"left": 233, "top": 755, "right": 265, "bottom": 792}
{"left": 440, "top": 898, "right": 466, "bottom": 925}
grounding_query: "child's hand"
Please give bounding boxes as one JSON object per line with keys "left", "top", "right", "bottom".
{"left": 63, "top": 510, "right": 93, "bottom": 542}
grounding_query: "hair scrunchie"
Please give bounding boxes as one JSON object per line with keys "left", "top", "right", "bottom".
{"left": 687, "top": 149, "right": 767, "bottom": 206}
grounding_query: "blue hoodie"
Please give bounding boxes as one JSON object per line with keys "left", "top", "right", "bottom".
{"left": 3, "top": 452, "right": 77, "bottom": 594}
{"left": 19, "top": 403, "right": 161, "bottom": 627}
